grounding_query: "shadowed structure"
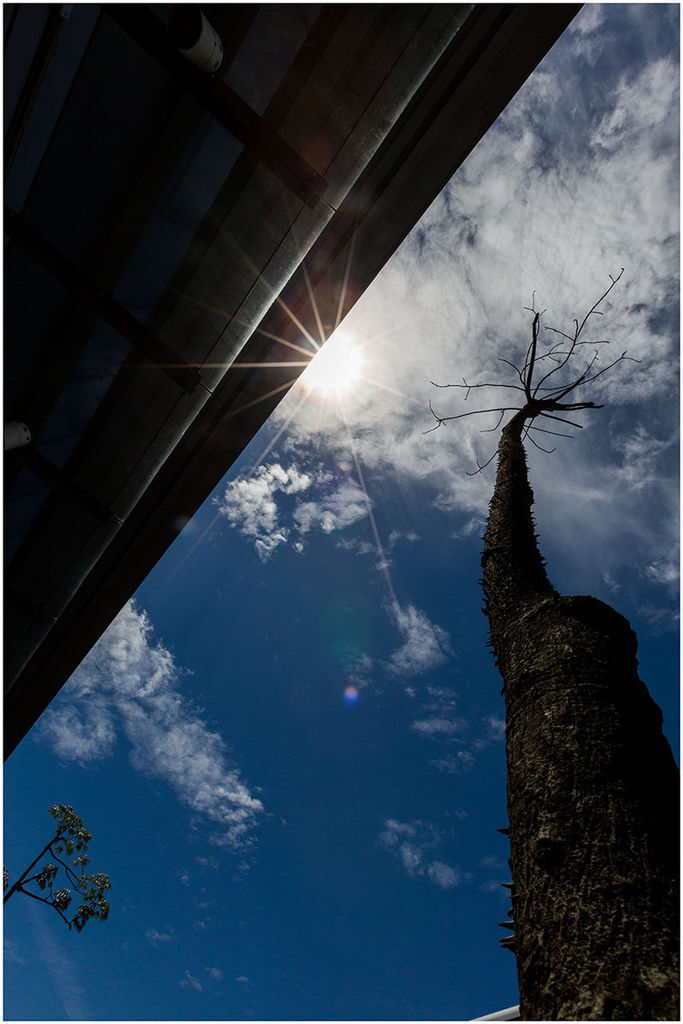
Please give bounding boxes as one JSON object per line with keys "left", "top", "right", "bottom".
{"left": 4, "top": 3, "right": 579, "bottom": 756}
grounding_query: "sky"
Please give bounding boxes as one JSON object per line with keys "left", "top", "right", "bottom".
{"left": 4, "top": 5, "right": 680, "bottom": 1021}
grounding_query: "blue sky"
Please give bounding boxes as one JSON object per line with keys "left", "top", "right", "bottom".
{"left": 4, "top": 6, "right": 679, "bottom": 1021}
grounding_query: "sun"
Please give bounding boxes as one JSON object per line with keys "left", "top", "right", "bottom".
{"left": 302, "top": 331, "right": 363, "bottom": 396}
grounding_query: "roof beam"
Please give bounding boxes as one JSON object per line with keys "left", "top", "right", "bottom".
{"left": 7, "top": 446, "right": 116, "bottom": 522}
{"left": 4, "top": 208, "right": 203, "bottom": 394}
{"left": 102, "top": 4, "right": 330, "bottom": 210}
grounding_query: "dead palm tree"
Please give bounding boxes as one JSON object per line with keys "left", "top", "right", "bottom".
{"left": 429, "top": 272, "right": 679, "bottom": 1020}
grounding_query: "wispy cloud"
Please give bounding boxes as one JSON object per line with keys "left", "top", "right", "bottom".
{"left": 195, "top": 855, "right": 219, "bottom": 869}
{"left": 377, "top": 818, "right": 459, "bottom": 889}
{"left": 431, "top": 751, "right": 475, "bottom": 775}
{"left": 293, "top": 480, "right": 368, "bottom": 535}
{"left": 427, "top": 712, "right": 505, "bottom": 772}
{"left": 427, "top": 861, "right": 460, "bottom": 889}
{"left": 411, "top": 684, "right": 462, "bottom": 737}
{"left": 145, "top": 928, "right": 173, "bottom": 947}
{"left": 180, "top": 969, "right": 203, "bottom": 993}
{"left": 387, "top": 604, "right": 452, "bottom": 677}
{"left": 30, "top": 908, "right": 91, "bottom": 1020}
{"left": 472, "top": 715, "right": 506, "bottom": 750}
{"left": 480, "top": 855, "right": 506, "bottom": 871}
{"left": 38, "top": 602, "right": 264, "bottom": 850}
{"left": 4, "top": 939, "right": 25, "bottom": 965}
{"left": 642, "top": 558, "right": 679, "bottom": 590}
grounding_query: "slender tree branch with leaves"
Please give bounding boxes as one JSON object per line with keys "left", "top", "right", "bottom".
{"left": 4, "top": 804, "right": 111, "bottom": 933}
{"left": 429, "top": 272, "right": 679, "bottom": 1021}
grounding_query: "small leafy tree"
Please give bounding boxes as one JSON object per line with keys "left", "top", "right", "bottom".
{"left": 4, "top": 804, "right": 111, "bottom": 932}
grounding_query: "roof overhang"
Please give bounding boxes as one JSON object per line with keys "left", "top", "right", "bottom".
{"left": 4, "top": 3, "right": 580, "bottom": 757}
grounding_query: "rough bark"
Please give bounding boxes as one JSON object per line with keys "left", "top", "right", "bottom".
{"left": 482, "top": 411, "right": 679, "bottom": 1021}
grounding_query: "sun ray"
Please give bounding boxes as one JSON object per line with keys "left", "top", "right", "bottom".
{"left": 348, "top": 440, "right": 400, "bottom": 613}
{"left": 226, "top": 378, "right": 301, "bottom": 418}
{"left": 214, "top": 231, "right": 323, "bottom": 353}
{"left": 335, "top": 227, "right": 357, "bottom": 331}
{"left": 249, "top": 386, "right": 312, "bottom": 473}
{"left": 232, "top": 321, "right": 318, "bottom": 359}
{"left": 230, "top": 361, "right": 312, "bottom": 369}
{"left": 355, "top": 373, "right": 425, "bottom": 410}
{"left": 301, "top": 260, "right": 328, "bottom": 346}
{"left": 273, "top": 293, "right": 321, "bottom": 353}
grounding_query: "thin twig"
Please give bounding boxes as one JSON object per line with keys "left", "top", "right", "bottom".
{"left": 14, "top": 885, "right": 72, "bottom": 929}
{"left": 527, "top": 433, "right": 556, "bottom": 454}
{"left": 538, "top": 411, "right": 584, "bottom": 429}
{"left": 528, "top": 424, "right": 575, "bottom": 439}
{"left": 481, "top": 410, "right": 507, "bottom": 433}
{"left": 466, "top": 450, "right": 498, "bottom": 476}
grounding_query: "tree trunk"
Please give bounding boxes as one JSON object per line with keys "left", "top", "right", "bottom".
{"left": 482, "top": 412, "right": 679, "bottom": 1020}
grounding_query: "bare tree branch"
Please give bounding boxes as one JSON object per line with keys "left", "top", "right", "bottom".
{"left": 427, "top": 270, "right": 633, "bottom": 472}
{"left": 532, "top": 268, "right": 624, "bottom": 396}
{"left": 424, "top": 401, "right": 521, "bottom": 434}
{"left": 466, "top": 449, "right": 498, "bottom": 476}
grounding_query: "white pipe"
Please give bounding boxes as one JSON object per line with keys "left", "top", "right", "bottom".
{"left": 4, "top": 421, "right": 31, "bottom": 451}
{"left": 167, "top": 6, "right": 223, "bottom": 74}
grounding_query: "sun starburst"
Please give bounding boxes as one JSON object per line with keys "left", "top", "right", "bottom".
{"left": 301, "top": 331, "right": 362, "bottom": 396}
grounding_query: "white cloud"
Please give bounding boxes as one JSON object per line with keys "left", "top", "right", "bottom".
{"left": 411, "top": 684, "right": 462, "bottom": 738}
{"left": 180, "top": 970, "right": 203, "bottom": 993}
{"left": 207, "top": 968, "right": 223, "bottom": 982}
{"left": 480, "top": 855, "right": 506, "bottom": 871}
{"left": 215, "top": 463, "right": 311, "bottom": 561}
{"left": 432, "top": 751, "right": 476, "bottom": 774}
{"left": 486, "top": 717, "right": 505, "bottom": 741}
{"left": 145, "top": 929, "right": 173, "bottom": 947}
{"left": 602, "top": 570, "right": 621, "bottom": 593}
{"left": 427, "top": 861, "right": 460, "bottom": 889}
{"left": 4, "top": 939, "right": 25, "bottom": 965}
{"left": 36, "top": 698, "right": 116, "bottom": 763}
{"left": 639, "top": 603, "right": 680, "bottom": 635}
{"left": 568, "top": 3, "right": 605, "bottom": 39}
{"left": 293, "top": 480, "right": 368, "bottom": 535}
{"left": 592, "top": 58, "right": 678, "bottom": 155}
{"left": 471, "top": 716, "right": 506, "bottom": 750}
{"left": 38, "top": 602, "right": 264, "bottom": 851}
{"left": 195, "top": 856, "right": 219, "bottom": 869}
{"left": 216, "top": 462, "right": 370, "bottom": 559}
{"left": 30, "top": 913, "right": 91, "bottom": 1020}
{"left": 388, "top": 604, "right": 452, "bottom": 677}
{"left": 412, "top": 717, "right": 460, "bottom": 737}
{"left": 642, "top": 558, "right": 679, "bottom": 590}
{"left": 611, "top": 425, "right": 676, "bottom": 491}
{"left": 378, "top": 818, "right": 459, "bottom": 890}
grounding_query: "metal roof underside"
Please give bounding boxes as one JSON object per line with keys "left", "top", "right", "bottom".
{"left": 4, "top": 3, "right": 580, "bottom": 757}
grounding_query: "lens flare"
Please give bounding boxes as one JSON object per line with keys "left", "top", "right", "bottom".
{"left": 343, "top": 685, "right": 359, "bottom": 705}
